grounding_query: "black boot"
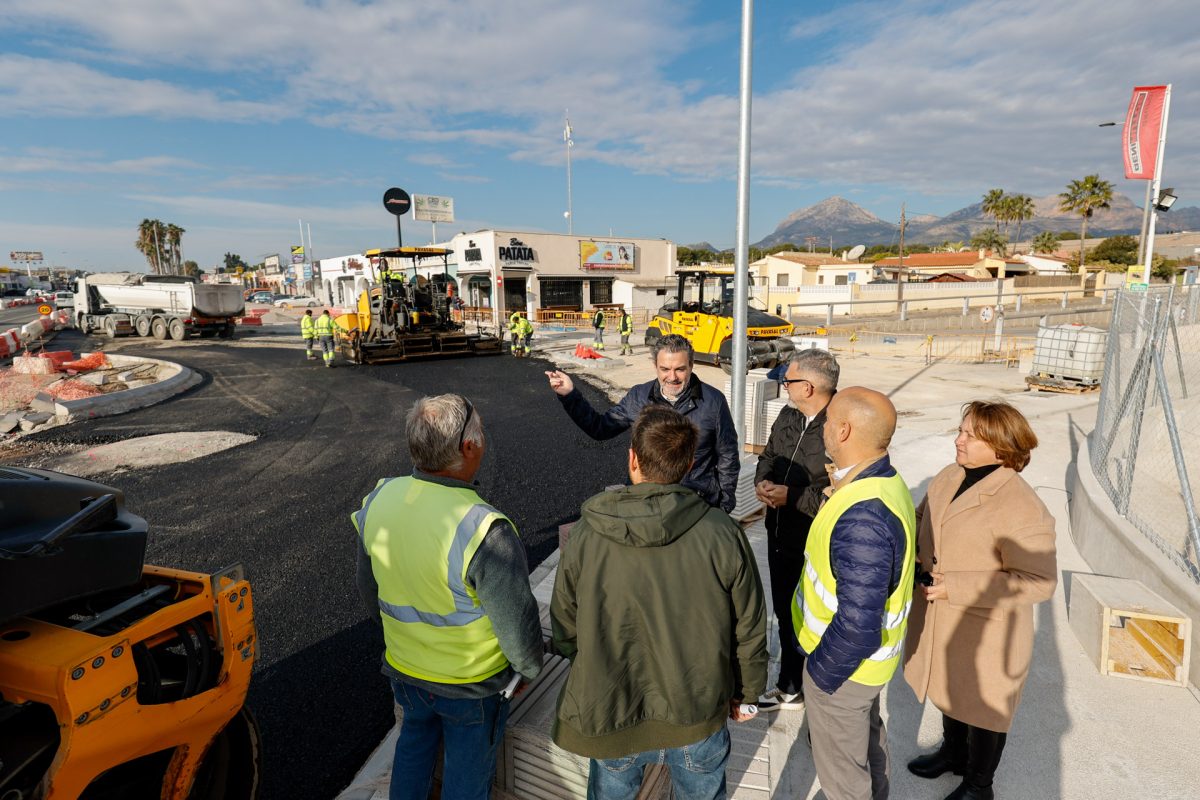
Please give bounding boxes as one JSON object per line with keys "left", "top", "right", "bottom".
{"left": 908, "top": 715, "right": 968, "bottom": 779}
{"left": 943, "top": 725, "right": 1006, "bottom": 800}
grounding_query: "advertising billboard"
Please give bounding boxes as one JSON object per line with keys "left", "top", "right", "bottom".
{"left": 413, "top": 194, "right": 455, "bottom": 223}
{"left": 580, "top": 241, "right": 635, "bottom": 271}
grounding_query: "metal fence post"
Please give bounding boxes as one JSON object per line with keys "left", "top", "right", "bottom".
{"left": 826, "top": 304, "right": 833, "bottom": 328}
{"left": 962, "top": 297, "right": 969, "bottom": 316}
{"left": 1118, "top": 298, "right": 1161, "bottom": 514}
{"left": 1016, "top": 293, "right": 1024, "bottom": 313}
{"left": 1061, "top": 291, "right": 1068, "bottom": 308}
{"left": 900, "top": 301, "right": 908, "bottom": 322}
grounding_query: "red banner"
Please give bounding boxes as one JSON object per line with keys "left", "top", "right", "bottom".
{"left": 1124, "top": 85, "right": 1167, "bottom": 179}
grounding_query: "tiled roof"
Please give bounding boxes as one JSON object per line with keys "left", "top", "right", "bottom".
{"left": 874, "top": 252, "right": 984, "bottom": 267}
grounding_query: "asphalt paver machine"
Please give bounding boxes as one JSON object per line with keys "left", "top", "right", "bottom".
{"left": 336, "top": 247, "right": 502, "bottom": 365}
{"left": 0, "top": 468, "right": 260, "bottom": 799}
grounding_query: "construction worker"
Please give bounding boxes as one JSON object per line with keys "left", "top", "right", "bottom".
{"left": 313, "top": 308, "right": 345, "bottom": 368}
{"left": 514, "top": 314, "right": 534, "bottom": 358}
{"left": 508, "top": 310, "right": 524, "bottom": 356}
{"left": 592, "top": 307, "right": 606, "bottom": 350}
{"left": 618, "top": 308, "right": 633, "bottom": 356}
{"left": 352, "top": 394, "right": 544, "bottom": 799}
{"left": 300, "top": 309, "right": 317, "bottom": 360}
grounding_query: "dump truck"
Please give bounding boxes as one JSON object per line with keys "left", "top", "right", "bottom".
{"left": 645, "top": 269, "right": 796, "bottom": 373}
{"left": 0, "top": 468, "right": 260, "bottom": 799}
{"left": 74, "top": 274, "right": 245, "bottom": 340}
{"left": 336, "top": 247, "right": 502, "bottom": 364}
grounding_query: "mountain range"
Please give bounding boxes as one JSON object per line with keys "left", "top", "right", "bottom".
{"left": 751, "top": 194, "right": 1200, "bottom": 250}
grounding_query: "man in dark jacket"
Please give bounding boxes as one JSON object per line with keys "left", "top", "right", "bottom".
{"left": 551, "top": 406, "right": 767, "bottom": 800}
{"left": 546, "top": 334, "right": 740, "bottom": 512}
{"left": 754, "top": 348, "right": 839, "bottom": 709}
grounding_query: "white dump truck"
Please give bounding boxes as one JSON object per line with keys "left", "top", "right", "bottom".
{"left": 74, "top": 274, "right": 245, "bottom": 340}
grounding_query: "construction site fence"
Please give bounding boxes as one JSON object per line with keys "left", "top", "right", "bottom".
{"left": 829, "top": 329, "right": 1035, "bottom": 367}
{"left": 1090, "top": 284, "right": 1200, "bottom": 583}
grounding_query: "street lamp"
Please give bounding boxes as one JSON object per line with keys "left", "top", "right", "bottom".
{"left": 1098, "top": 121, "right": 1153, "bottom": 265}
{"left": 1154, "top": 188, "right": 1178, "bottom": 212}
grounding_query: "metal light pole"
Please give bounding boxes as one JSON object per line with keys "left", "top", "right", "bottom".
{"left": 730, "top": 0, "right": 754, "bottom": 445}
{"left": 1100, "top": 122, "right": 1154, "bottom": 264}
{"left": 564, "top": 112, "right": 574, "bottom": 235}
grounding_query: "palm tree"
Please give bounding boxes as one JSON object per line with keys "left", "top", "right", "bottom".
{"left": 1008, "top": 194, "right": 1036, "bottom": 251}
{"left": 1059, "top": 175, "right": 1114, "bottom": 272}
{"left": 1032, "top": 231, "right": 1060, "bottom": 254}
{"left": 981, "top": 188, "right": 1006, "bottom": 228}
{"left": 136, "top": 219, "right": 164, "bottom": 274}
{"left": 970, "top": 227, "right": 1008, "bottom": 257}
{"left": 165, "top": 224, "right": 185, "bottom": 274}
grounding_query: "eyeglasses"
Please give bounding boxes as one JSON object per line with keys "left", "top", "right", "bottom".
{"left": 779, "top": 378, "right": 813, "bottom": 391}
{"left": 457, "top": 396, "right": 475, "bottom": 450}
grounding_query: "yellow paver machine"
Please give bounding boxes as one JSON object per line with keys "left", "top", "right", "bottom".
{"left": 336, "top": 247, "right": 502, "bottom": 365}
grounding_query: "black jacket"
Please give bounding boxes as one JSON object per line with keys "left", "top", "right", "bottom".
{"left": 558, "top": 375, "right": 740, "bottom": 511}
{"left": 754, "top": 403, "right": 831, "bottom": 556}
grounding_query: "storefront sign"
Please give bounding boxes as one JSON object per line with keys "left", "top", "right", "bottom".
{"left": 580, "top": 240, "right": 634, "bottom": 271}
{"left": 413, "top": 194, "right": 455, "bottom": 223}
{"left": 499, "top": 238, "right": 536, "bottom": 264}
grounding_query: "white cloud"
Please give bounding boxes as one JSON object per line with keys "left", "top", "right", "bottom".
{"left": 0, "top": 148, "right": 202, "bottom": 174}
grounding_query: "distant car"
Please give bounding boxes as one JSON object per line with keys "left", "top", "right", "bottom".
{"left": 53, "top": 291, "right": 74, "bottom": 308}
{"left": 274, "top": 295, "right": 319, "bottom": 308}
{"left": 248, "top": 291, "right": 274, "bottom": 303}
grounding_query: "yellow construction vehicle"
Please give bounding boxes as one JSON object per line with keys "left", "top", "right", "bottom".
{"left": 0, "top": 468, "right": 260, "bottom": 799}
{"left": 645, "top": 268, "right": 796, "bottom": 373}
{"left": 335, "top": 247, "right": 502, "bottom": 365}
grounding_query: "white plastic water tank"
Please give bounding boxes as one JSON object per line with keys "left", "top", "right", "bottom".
{"left": 1031, "top": 323, "right": 1108, "bottom": 384}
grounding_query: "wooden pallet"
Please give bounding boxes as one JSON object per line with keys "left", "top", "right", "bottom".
{"left": 1025, "top": 375, "right": 1101, "bottom": 394}
{"left": 1068, "top": 574, "right": 1192, "bottom": 687}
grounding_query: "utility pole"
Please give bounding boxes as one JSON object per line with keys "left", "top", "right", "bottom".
{"left": 895, "top": 203, "right": 906, "bottom": 314}
{"left": 564, "top": 112, "right": 574, "bottom": 234}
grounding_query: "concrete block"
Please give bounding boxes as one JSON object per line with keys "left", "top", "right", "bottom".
{"left": 0, "top": 412, "right": 21, "bottom": 434}
{"left": 19, "top": 411, "right": 53, "bottom": 431}
{"left": 80, "top": 372, "right": 111, "bottom": 386}
{"left": 30, "top": 392, "right": 57, "bottom": 413}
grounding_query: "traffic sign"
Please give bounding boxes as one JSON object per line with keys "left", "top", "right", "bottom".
{"left": 383, "top": 187, "right": 412, "bottom": 216}
{"left": 980, "top": 305, "right": 994, "bottom": 323}
{"left": 38, "top": 304, "right": 52, "bottom": 315}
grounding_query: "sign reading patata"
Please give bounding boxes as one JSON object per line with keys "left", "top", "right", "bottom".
{"left": 412, "top": 194, "right": 455, "bottom": 223}
{"left": 499, "top": 238, "right": 535, "bottom": 263}
{"left": 580, "top": 241, "right": 635, "bottom": 271}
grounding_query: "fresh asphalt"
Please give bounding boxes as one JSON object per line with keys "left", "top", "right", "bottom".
{"left": 11, "top": 330, "right": 629, "bottom": 800}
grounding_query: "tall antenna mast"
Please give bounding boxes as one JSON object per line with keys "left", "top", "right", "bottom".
{"left": 564, "top": 111, "right": 574, "bottom": 234}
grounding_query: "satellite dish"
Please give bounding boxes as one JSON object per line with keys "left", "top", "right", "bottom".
{"left": 847, "top": 244, "right": 866, "bottom": 261}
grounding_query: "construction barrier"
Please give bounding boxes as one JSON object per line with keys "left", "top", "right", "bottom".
{"left": 238, "top": 316, "right": 263, "bottom": 326}
{"left": 0, "top": 329, "right": 19, "bottom": 359}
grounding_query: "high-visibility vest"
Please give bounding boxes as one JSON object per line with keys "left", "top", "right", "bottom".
{"left": 793, "top": 473, "right": 916, "bottom": 686}
{"left": 593, "top": 310, "right": 605, "bottom": 329}
{"left": 619, "top": 314, "right": 632, "bottom": 335}
{"left": 351, "top": 477, "right": 513, "bottom": 684}
{"left": 509, "top": 311, "right": 523, "bottom": 331}
{"left": 301, "top": 315, "right": 316, "bottom": 337}
{"left": 314, "top": 315, "right": 336, "bottom": 336}
{"left": 516, "top": 317, "right": 533, "bottom": 336}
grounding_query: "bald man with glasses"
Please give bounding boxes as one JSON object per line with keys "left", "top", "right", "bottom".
{"left": 754, "top": 349, "right": 840, "bottom": 710}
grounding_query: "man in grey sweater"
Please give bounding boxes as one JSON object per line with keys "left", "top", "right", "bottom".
{"left": 354, "top": 394, "right": 543, "bottom": 800}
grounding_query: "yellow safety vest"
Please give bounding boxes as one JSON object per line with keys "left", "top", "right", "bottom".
{"left": 314, "top": 315, "right": 336, "bottom": 336}
{"left": 509, "top": 312, "right": 523, "bottom": 332}
{"left": 593, "top": 310, "right": 605, "bottom": 329}
{"left": 301, "top": 315, "right": 316, "bottom": 337}
{"left": 516, "top": 317, "right": 533, "bottom": 336}
{"left": 793, "top": 473, "right": 916, "bottom": 686}
{"left": 619, "top": 314, "right": 632, "bottom": 334}
{"left": 351, "top": 476, "right": 513, "bottom": 684}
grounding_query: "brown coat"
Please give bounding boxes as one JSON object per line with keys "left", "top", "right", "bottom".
{"left": 902, "top": 463, "right": 1058, "bottom": 732}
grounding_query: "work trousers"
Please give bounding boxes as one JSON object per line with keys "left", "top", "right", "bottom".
{"left": 766, "top": 546, "right": 805, "bottom": 695}
{"left": 593, "top": 327, "right": 604, "bottom": 347}
{"left": 803, "top": 669, "right": 889, "bottom": 800}
{"left": 318, "top": 335, "right": 335, "bottom": 364}
{"left": 389, "top": 678, "right": 510, "bottom": 800}
{"left": 303, "top": 334, "right": 315, "bottom": 357}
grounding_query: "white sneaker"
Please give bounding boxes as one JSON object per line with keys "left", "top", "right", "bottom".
{"left": 757, "top": 688, "right": 804, "bottom": 711}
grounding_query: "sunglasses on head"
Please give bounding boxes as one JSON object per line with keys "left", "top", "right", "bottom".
{"left": 457, "top": 396, "right": 475, "bottom": 450}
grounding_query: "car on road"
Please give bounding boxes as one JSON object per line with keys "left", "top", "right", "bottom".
{"left": 53, "top": 290, "right": 74, "bottom": 308}
{"left": 274, "top": 295, "right": 320, "bottom": 308}
{"left": 247, "top": 291, "right": 274, "bottom": 303}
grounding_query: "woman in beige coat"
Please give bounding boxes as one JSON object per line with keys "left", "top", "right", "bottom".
{"left": 902, "top": 401, "right": 1058, "bottom": 800}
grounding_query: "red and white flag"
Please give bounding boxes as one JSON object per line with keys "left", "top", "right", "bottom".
{"left": 1124, "top": 85, "right": 1168, "bottom": 179}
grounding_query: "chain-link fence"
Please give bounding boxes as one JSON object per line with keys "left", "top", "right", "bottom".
{"left": 1091, "top": 285, "right": 1200, "bottom": 582}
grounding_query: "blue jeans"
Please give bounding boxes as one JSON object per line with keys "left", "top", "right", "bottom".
{"left": 588, "top": 725, "right": 730, "bottom": 800}
{"left": 389, "top": 678, "right": 510, "bottom": 800}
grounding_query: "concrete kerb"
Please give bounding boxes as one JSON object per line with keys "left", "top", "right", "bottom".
{"left": 53, "top": 354, "right": 201, "bottom": 423}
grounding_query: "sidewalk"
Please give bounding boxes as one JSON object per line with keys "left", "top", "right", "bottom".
{"left": 340, "top": 347, "right": 1200, "bottom": 799}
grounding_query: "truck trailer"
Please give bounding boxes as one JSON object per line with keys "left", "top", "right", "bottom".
{"left": 75, "top": 274, "right": 245, "bottom": 340}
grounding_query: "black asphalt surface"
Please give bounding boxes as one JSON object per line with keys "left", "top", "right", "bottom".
{"left": 12, "top": 331, "right": 630, "bottom": 800}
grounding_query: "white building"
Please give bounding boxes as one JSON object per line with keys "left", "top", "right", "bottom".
{"left": 1018, "top": 254, "right": 1074, "bottom": 275}
{"left": 315, "top": 230, "right": 677, "bottom": 319}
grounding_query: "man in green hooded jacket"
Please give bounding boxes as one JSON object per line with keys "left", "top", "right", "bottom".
{"left": 550, "top": 405, "right": 767, "bottom": 799}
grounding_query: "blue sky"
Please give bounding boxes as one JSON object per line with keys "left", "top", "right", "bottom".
{"left": 0, "top": 0, "right": 1197, "bottom": 271}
